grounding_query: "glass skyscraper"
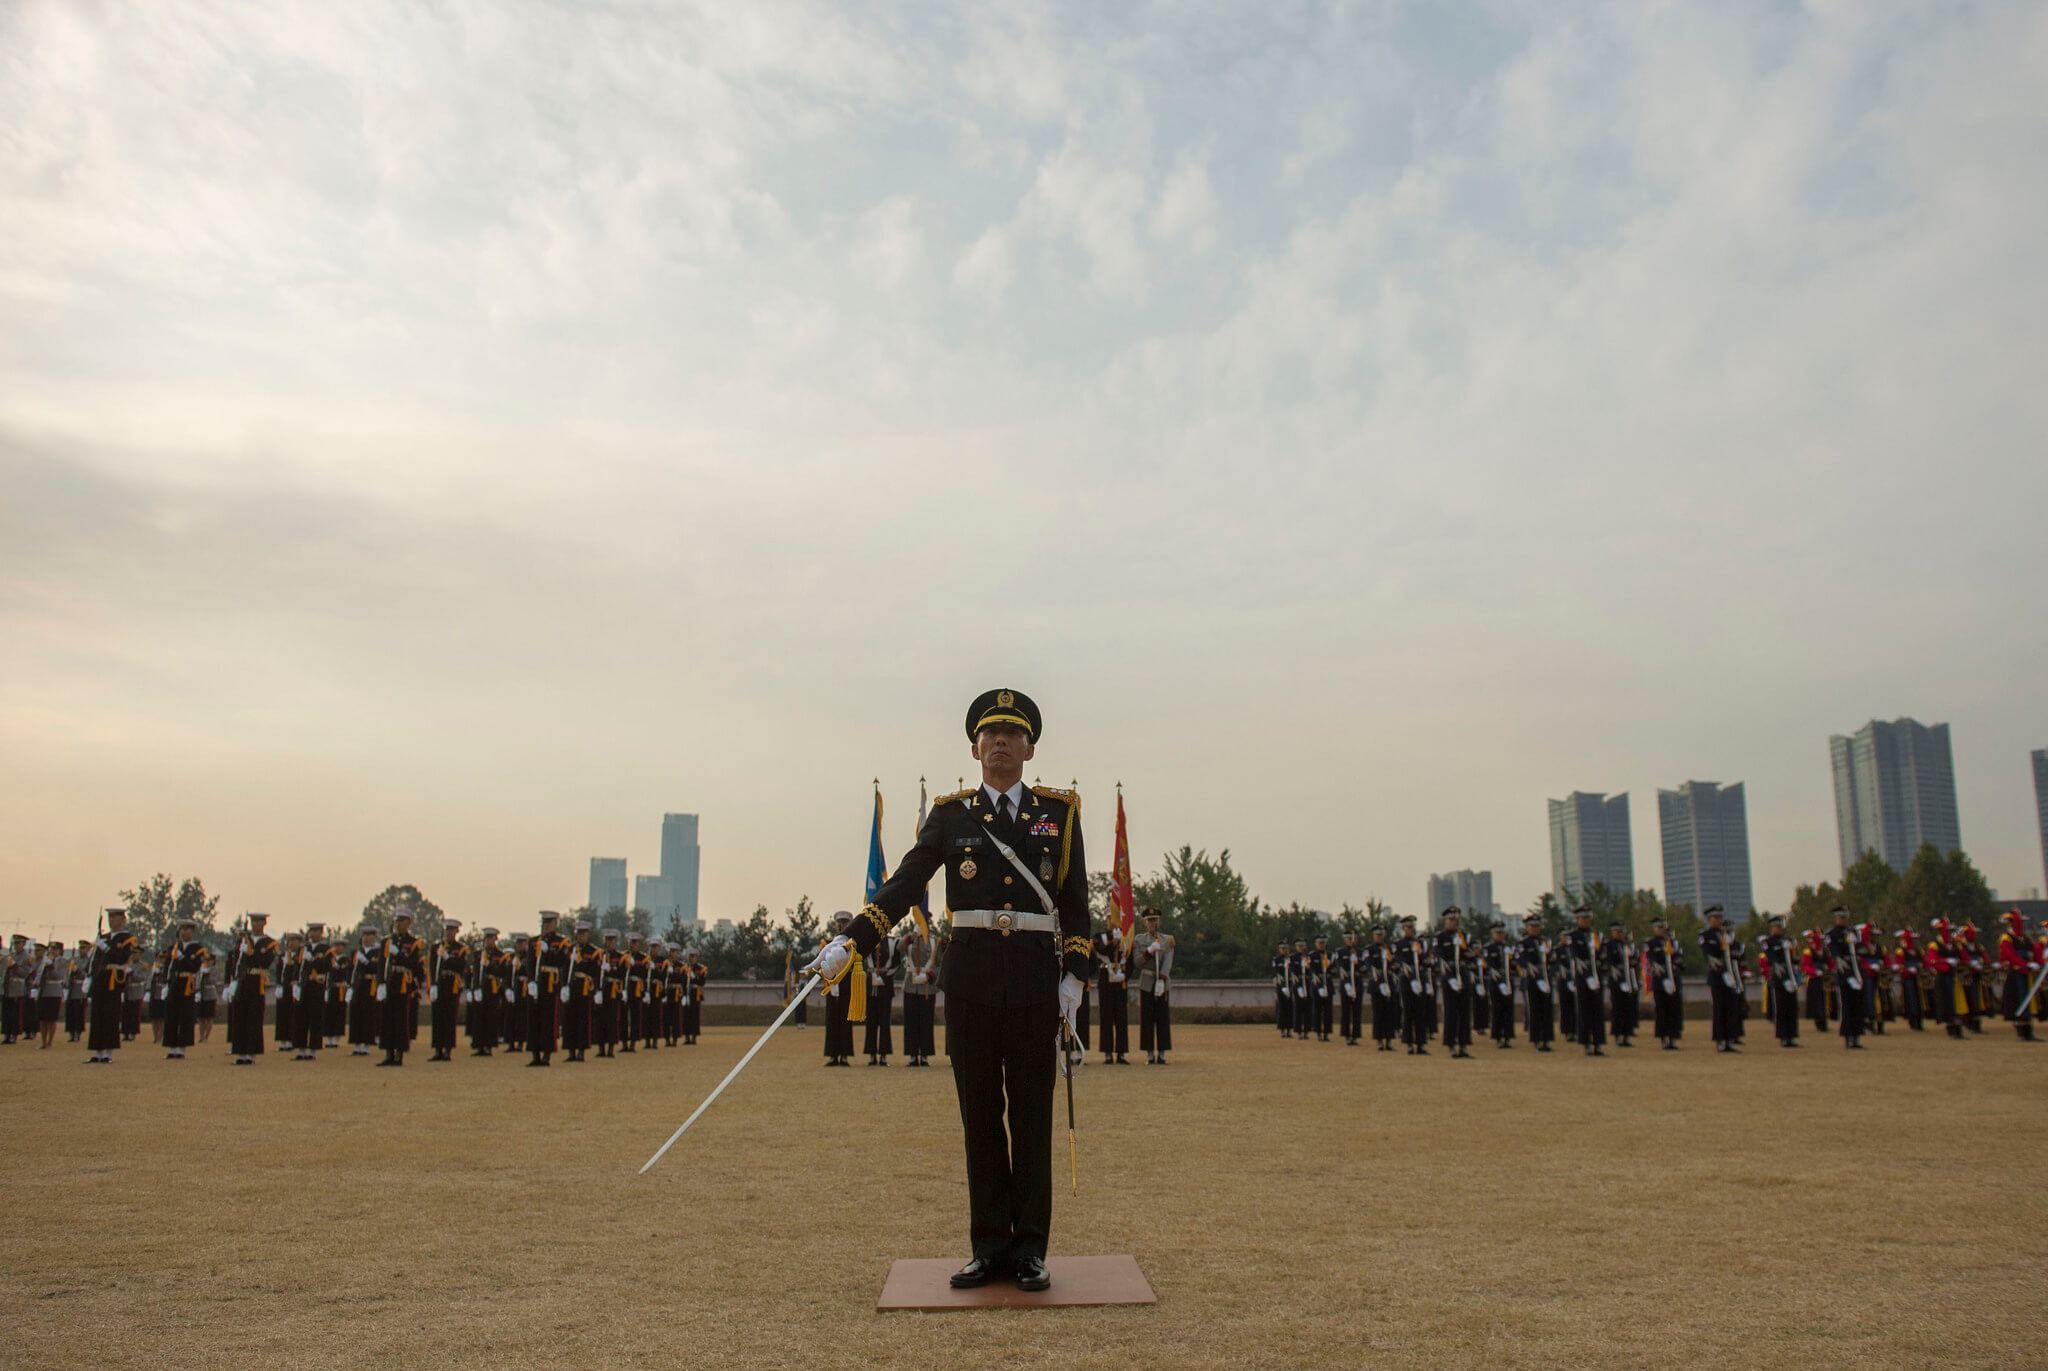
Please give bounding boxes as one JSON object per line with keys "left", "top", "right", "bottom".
{"left": 2032, "top": 749, "right": 2047, "bottom": 891}
{"left": 1548, "top": 792, "right": 1633, "bottom": 905}
{"left": 1829, "top": 718, "right": 1961, "bottom": 874}
{"left": 588, "top": 857, "right": 628, "bottom": 918}
{"left": 659, "top": 813, "right": 700, "bottom": 927}
{"left": 1657, "top": 781, "right": 1753, "bottom": 917}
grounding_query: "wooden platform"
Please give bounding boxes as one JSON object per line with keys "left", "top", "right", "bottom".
{"left": 877, "top": 1255, "right": 1155, "bottom": 1311}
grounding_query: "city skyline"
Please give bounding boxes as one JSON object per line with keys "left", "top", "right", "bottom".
{"left": 5, "top": 5, "right": 2045, "bottom": 943}
{"left": 1658, "top": 781, "right": 1754, "bottom": 917}
{"left": 1426, "top": 870, "right": 1497, "bottom": 924}
{"left": 1548, "top": 792, "right": 1635, "bottom": 908}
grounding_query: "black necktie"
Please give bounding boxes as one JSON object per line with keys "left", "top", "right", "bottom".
{"left": 996, "top": 792, "right": 1013, "bottom": 823}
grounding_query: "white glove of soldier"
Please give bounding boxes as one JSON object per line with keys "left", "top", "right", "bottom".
{"left": 594, "top": 990, "right": 604, "bottom": 1005}
{"left": 504, "top": 989, "right": 515, "bottom": 1003}
{"left": 1057, "top": 973, "right": 1084, "bottom": 1058}
{"left": 1661, "top": 978, "right": 1675, "bottom": 994}
{"left": 527, "top": 980, "right": 540, "bottom": 997}
{"left": 559, "top": 987, "right": 569, "bottom": 1004}
{"left": 224, "top": 982, "right": 237, "bottom": 1004}
{"left": 430, "top": 987, "right": 439, "bottom": 1004}
{"left": 803, "top": 935, "right": 851, "bottom": 983}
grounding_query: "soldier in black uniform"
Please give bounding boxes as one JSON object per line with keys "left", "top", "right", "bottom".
{"left": 1564, "top": 908, "right": 1605, "bottom": 1057}
{"left": 1483, "top": 926, "right": 1516, "bottom": 1047}
{"left": 470, "top": 927, "right": 508, "bottom": 1056}
{"left": 378, "top": 910, "right": 427, "bottom": 1066}
{"left": 527, "top": 911, "right": 569, "bottom": 1066}
{"left": 821, "top": 913, "right": 855, "bottom": 1066}
{"left": 560, "top": 920, "right": 598, "bottom": 1062}
{"left": 1699, "top": 906, "right": 1745, "bottom": 1052}
{"left": 428, "top": 917, "right": 470, "bottom": 1062}
{"left": 1514, "top": 916, "right": 1552, "bottom": 1051}
{"left": 347, "top": 925, "right": 381, "bottom": 1054}
{"left": 1271, "top": 940, "right": 1292, "bottom": 1037}
{"left": 1334, "top": 930, "right": 1365, "bottom": 1045}
{"left": 1366, "top": 925, "right": 1400, "bottom": 1049}
{"left": 804, "top": 688, "right": 1087, "bottom": 1294}
{"left": 1435, "top": 909, "right": 1474, "bottom": 1059}
{"left": 1093, "top": 919, "right": 1130, "bottom": 1063}
{"left": 1758, "top": 914, "right": 1801, "bottom": 1048}
{"left": 1644, "top": 917, "right": 1685, "bottom": 1049}
{"left": 160, "top": 920, "right": 207, "bottom": 1059}
{"left": 1306, "top": 934, "right": 1333, "bottom": 1042}
{"left": 1826, "top": 908, "right": 1867, "bottom": 1049}
{"left": 682, "top": 946, "right": 708, "bottom": 1045}
{"left": 299, "top": 922, "right": 334, "bottom": 1058}
{"left": 864, "top": 933, "right": 897, "bottom": 1065}
{"left": 1392, "top": 915, "right": 1433, "bottom": 1055}
{"left": 594, "top": 929, "right": 624, "bottom": 1056}
{"left": 86, "top": 908, "right": 139, "bottom": 1064}
{"left": 1601, "top": 923, "right": 1639, "bottom": 1047}
{"left": 275, "top": 930, "right": 309, "bottom": 1057}
{"left": 226, "top": 913, "right": 277, "bottom": 1066}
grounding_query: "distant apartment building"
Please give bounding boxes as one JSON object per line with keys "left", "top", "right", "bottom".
{"left": 1658, "top": 781, "right": 1753, "bottom": 917}
{"left": 661, "top": 813, "right": 701, "bottom": 927}
{"left": 1425, "top": 870, "right": 1495, "bottom": 922}
{"left": 588, "top": 858, "right": 628, "bottom": 917}
{"left": 634, "top": 873, "right": 672, "bottom": 920}
{"left": 1829, "top": 718, "right": 1961, "bottom": 874}
{"left": 1549, "top": 792, "right": 1634, "bottom": 905}
{"left": 2033, "top": 749, "right": 2047, "bottom": 891}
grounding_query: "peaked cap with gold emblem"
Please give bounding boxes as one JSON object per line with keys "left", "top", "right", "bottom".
{"left": 965, "top": 687, "right": 1042, "bottom": 741}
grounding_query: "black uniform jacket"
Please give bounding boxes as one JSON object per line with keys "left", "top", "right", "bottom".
{"left": 849, "top": 784, "right": 1089, "bottom": 1008}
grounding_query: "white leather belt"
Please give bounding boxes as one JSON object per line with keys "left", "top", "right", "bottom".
{"left": 950, "top": 910, "right": 1057, "bottom": 935}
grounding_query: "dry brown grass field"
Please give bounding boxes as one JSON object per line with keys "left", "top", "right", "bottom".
{"left": 5, "top": 1022, "right": 2045, "bottom": 1370}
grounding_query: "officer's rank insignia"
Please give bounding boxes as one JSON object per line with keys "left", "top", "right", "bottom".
{"left": 1029, "top": 819, "right": 1060, "bottom": 837}
{"left": 958, "top": 859, "right": 977, "bottom": 879}
{"left": 1039, "top": 855, "right": 1055, "bottom": 883}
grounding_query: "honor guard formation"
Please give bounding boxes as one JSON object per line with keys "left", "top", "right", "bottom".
{"left": 1269, "top": 903, "right": 2048, "bottom": 1057}
{"left": 4, "top": 908, "right": 712, "bottom": 1066}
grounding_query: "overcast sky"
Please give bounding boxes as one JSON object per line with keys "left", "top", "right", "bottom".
{"left": 4, "top": 1, "right": 2045, "bottom": 945}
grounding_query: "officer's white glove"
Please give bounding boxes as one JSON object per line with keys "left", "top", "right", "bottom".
{"left": 527, "top": 981, "right": 540, "bottom": 997}
{"left": 430, "top": 988, "right": 439, "bottom": 1004}
{"left": 594, "top": 990, "right": 604, "bottom": 1005}
{"left": 559, "top": 987, "right": 569, "bottom": 1004}
{"left": 1058, "top": 971, "right": 1084, "bottom": 1036}
{"left": 1661, "top": 978, "right": 1675, "bottom": 995}
{"left": 375, "top": 985, "right": 387, "bottom": 1002}
{"left": 504, "top": 989, "right": 515, "bottom": 1003}
{"left": 345, "top": 987, "right": 354, "bottom": 1004}
{"left": 803, "top": 935, "right": 851, "bottom": 983}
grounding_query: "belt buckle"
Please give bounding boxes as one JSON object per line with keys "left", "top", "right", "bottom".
{"left": 995, "top": 913, "right": 1013, "bottom": 935}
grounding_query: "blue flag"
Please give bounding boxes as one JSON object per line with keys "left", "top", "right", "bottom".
{"left": 865, "top": 784, "right": 888, "bottom": 904}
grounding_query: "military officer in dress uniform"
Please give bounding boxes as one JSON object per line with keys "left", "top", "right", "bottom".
{"left": 1699, "top": 906, "right": 1745, "bottom": 1053}
{"left": 1601, "top": 923, "right": 1639, "bottom": 1048}
{"left": 65, "top": 940, "right": 90, "bottom": 1042}
{"left": 85, "top": 909, "right": 139, "bottom": 1064}
{"left": 1392, "top": 915, "right": 1433, "bottom": 1055}
{"left": 1758, "top": 914, "right": 1802, "bottom": 1048}
{"left": 1517, "top": 916, "right": 1555, "bottom": 1052}
{"left": 1564, "top": 909, "right": 1606, "bottom": 1057}
{"left": 1365, "top": 925, "right": 1400, "bottom": 1049}
{"left": 1825, "top": 908, "right": 1867, "bottom": 1050}
{"left": 275, "top": 931, "right": 309, "bottom": 1057}
{"left": 1483, "top": 927, "right": 1516, "bottom": 1048}
{"left": 901, "top": 928, "right": 938, "bottom": 1066}
{"left": 295, "top": 924, "right": 334, "bottom": 1060}
{"left": 377, "top": 910, "right": 427, "bottom": 1067}
{"left": 1643, "top": 918, "right": 1684, "bottom": 1049}
{"left": 1305, "top": 934, "right": 1333, "bottom": 1042}
{"left": 558, "top": 920, "right": 598, "bottom": 1062}
{"left": 1093, "top": 919, "right": 1131, "bottom": 1064}
{"left": 1272, "top": 940, "right": 1292, "bottom": 1037}
{"left": 594, "top": 929, "right": 624, "bottom": 1057}
{"left": 427, "top": 918, "right": 470, "bottom": 1062}
{"left": 470, "top": 928, "right": 508, "bottom": 1056}
{"left": 1135, "top": 909, "right": 1174, "bottom": 1065}
{"left": 346, "top": 925, "right": 381, "bottom": 1054}
{"left": 2, "top": 934, "right": 27, "bottom": 1044}
{"left": 1435, "top": 909, "right": 1475, "bottom": 1059}
{"left": 1334, "top": 930, "right": 1366, "bottom": 1046}
{"left": 803, "top": 688, "right": 1088, "bottom": 1294}
{"left": 225, "top": 913, "right": 277, "bottom": 1066}
{"left": 681, "top": 946, "right": 708, "bottom": 1045}
{"left": 526, "top": 912, "right": 569, "bottom": 1066}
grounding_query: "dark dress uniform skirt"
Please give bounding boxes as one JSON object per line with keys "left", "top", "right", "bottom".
{"left": 1767, "top": 981, "right": 1799, "bottom": 1041}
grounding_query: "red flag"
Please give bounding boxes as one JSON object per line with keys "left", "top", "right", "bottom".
{"left": 1113, "top": 786, "right": 1137, "bottom": 951}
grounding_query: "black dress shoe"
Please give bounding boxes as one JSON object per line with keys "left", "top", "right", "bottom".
{"left": 1013, "top": 1256, "right": 1051, "bottom": 1291}
{"left": 949, "top": 1255, "right": 1009, "bottom": 1289}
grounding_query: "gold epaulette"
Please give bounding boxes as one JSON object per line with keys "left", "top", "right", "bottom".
{"left": 1030, "top": 784, "right": 1078, "bottom": 809}
{"left": 935, "top": 787, "right": 975, "bottom": 805}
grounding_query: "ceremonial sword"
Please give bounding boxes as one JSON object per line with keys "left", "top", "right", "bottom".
{"left": 639, "top": 969, "right": 819, "bottom": 1175}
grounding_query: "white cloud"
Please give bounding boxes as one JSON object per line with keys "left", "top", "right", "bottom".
{"left": 1150, "top": 151, "right": 1216, "bottom": 253}
{"left": 952, "top": 224, "right": 1014, "bottom": 304}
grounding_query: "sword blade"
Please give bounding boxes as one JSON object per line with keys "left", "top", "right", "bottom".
{"left": 638, "top": 973, "right": 819, "bottom": 1175}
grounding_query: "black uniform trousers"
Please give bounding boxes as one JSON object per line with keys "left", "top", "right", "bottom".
{"left": 66, "top": 994, "right": 87, "bottom": 1036}
{"left": 824, "top": 987, "right": 853, "bottom": 1058}
{"left": 1370, "top": 983, "right": 1400, "bottom": 1043}
{"left": 1900, "top": 973, "right": 1923, "bottom": 1030}
{"left": 348, "top": 982, "right": 379, "bottom": 1045}
{"left": 1139, "top": 987, "right": 1172, "bottom": 1052}
{"left": 1836, "top": 972, "right": 1866, "bottom": 1040}
{"left": 864, "top": 986, "right": 896, "bottom": 1058}
{"left": 228, "top": 980, "right": 267, "bottom": 1056}
{"left": 1651, "top": 980, "right": 1684, "bottom": 1040}
{"left": 88, "top": 984, "right": 123, "bottom": 1051}
{"left": 1313, "top": 988, "right": 1333, "bottom": 1038}
{"left": 1095, "top": 975, "right": 1128, "bottom": 1056}
{"left": 433, "top": 988, "right": 464, "bottom": 1051}
{"left": 1292, "top": 989, "right": 1315, "bottom": 1037}
{"left": 1524, "top": 983, "right": 1554, "bottom": 1045}
{"left": 379, "top": 987, "right": 412, "bottom": 1055}
{"left": 1274, "top": 984, "right": 1289, "bottom": 1032}
{"left": 162, "top": 991, "right": 197, "bottom": 1049}
{"left": 1768, "top": 981, "right": 1799, "bottom": 1041}
{"left": 1487, "top": 984, "right": 1515, "bottom": 1043}
{"left": 1440, "top": 981, "right": 1472, "bottom": 1048}
{"left": 1707, "top": 979, "right": 1744, "bottom": 1044}
{"left": 1339, "top": 983, "right": 1364, "bottom": 1041}
{"left": 947, "top": 994, "right": 1057, "bottom": 1265}
{"left": 1399, "top": 981, "right": 1430, "bottom": 1047}
{"left": 903, "top": 992, "right": 936, "bottom": 1057}
{"left": 470, "top": 991, "right": 502, "bottom": 1050}
{"left": 1573, "top": 978, "right": 1605, "bottom": 1047}
{"left": 1608, "top": 985, "right": 1639, "bottom": 1040}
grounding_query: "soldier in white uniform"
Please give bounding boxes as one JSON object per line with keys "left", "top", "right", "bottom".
{"left": 1134, "top": 908, "right": 1175, "bottom": 1065}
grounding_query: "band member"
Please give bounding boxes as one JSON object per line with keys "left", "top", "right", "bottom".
{"left": 377, "top": 909, "right": 427, "bottom": 1067}
{"left": 1959, "top": 920, "right": 1993, "bottom": 1029}
{"left": 803, "top": 688, "right": 1089, "bottom": 1293}
{"left": 1893, "top": 927, "right": 1925, "bottom": 1032}
{"left": 525, "top": 912, "right": 568, "bottom": 1066}
{"left": 1393, "top": 915, "right": 1433, "bottom": 1055}
{"left": 471, "top": 927, "right": 509, "bottom": 1056}
{"left": 347, "top": 925, "right": 382, "bottom": 1055}
{"left": 1998, "top": 909, "right": 2043, "bottom": 1041}
{"left": 1825, "top": 908, "right": 1866, "bottom": 1049}
{"left": 1135, "top": 909, "right": 1174, "bottom": 1065}
{"left": 821, "top": 913, "right": 855, "bottom": 1066}
{"left": 864, "top": 933, "right": 897, "bottom": 1065}
{"left": 682, "top": 946, "right": 707, "bottom": 1045}
{"left": 1566, "top": 908, "right": 1606, "bottom": 1057}
{"left": 427, "top": 918, "right": 471, "bottom": 1062}
{"left": 1095, "top": 919, "right": 1131, "bottom": 1063}
{"left": 1335, "top": 930, "right": 1367, "bottom": 1046}
{"left": 592, "top": 930, "right": 623, "bottom": 1057}
{"left": 1435, "top": 909, "right": 1474, "bottom": 1059}
{"left": 1481, "top": 927, "right": 1515, "bottom": 1048}
{"left": 1699, "top": 906, "right": 1744, "bottom": 1053}
{"left": 901, "top": 929, "right": 938, "bottom": 1066}
{"left": 1519, "top": 916, "right": 1555, "bottom": 1052}
{"left": 1602, "top": 923, "right": 1640, "bottom": 1047}
{"left": 1757, "top": 915, "right": 1801, "bottom": 1048}
{"left": 224, "top": 913, "right": 277, "bottom": 1066}
{"left": 1272, "top": 940, "right": 1292, "bottom": 1037}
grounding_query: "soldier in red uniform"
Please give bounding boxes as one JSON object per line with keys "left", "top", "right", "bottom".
{"left": 1958, "top": 921, "right": 1992, "bottom": 1030}
{"left": 1925, "top": 917, "right": 1971, "bottom": 1038}
{"left": 1997, "top": 910, "right": 2043, "bottom": 1042}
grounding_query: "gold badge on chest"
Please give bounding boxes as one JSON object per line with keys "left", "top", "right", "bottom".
{"left": 958, "top": 859, "right": 977, "bottom": 880}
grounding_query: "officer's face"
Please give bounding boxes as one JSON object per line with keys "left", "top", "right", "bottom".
{"left": 971, "top": 724, "right": 1033, "bottom": 770}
